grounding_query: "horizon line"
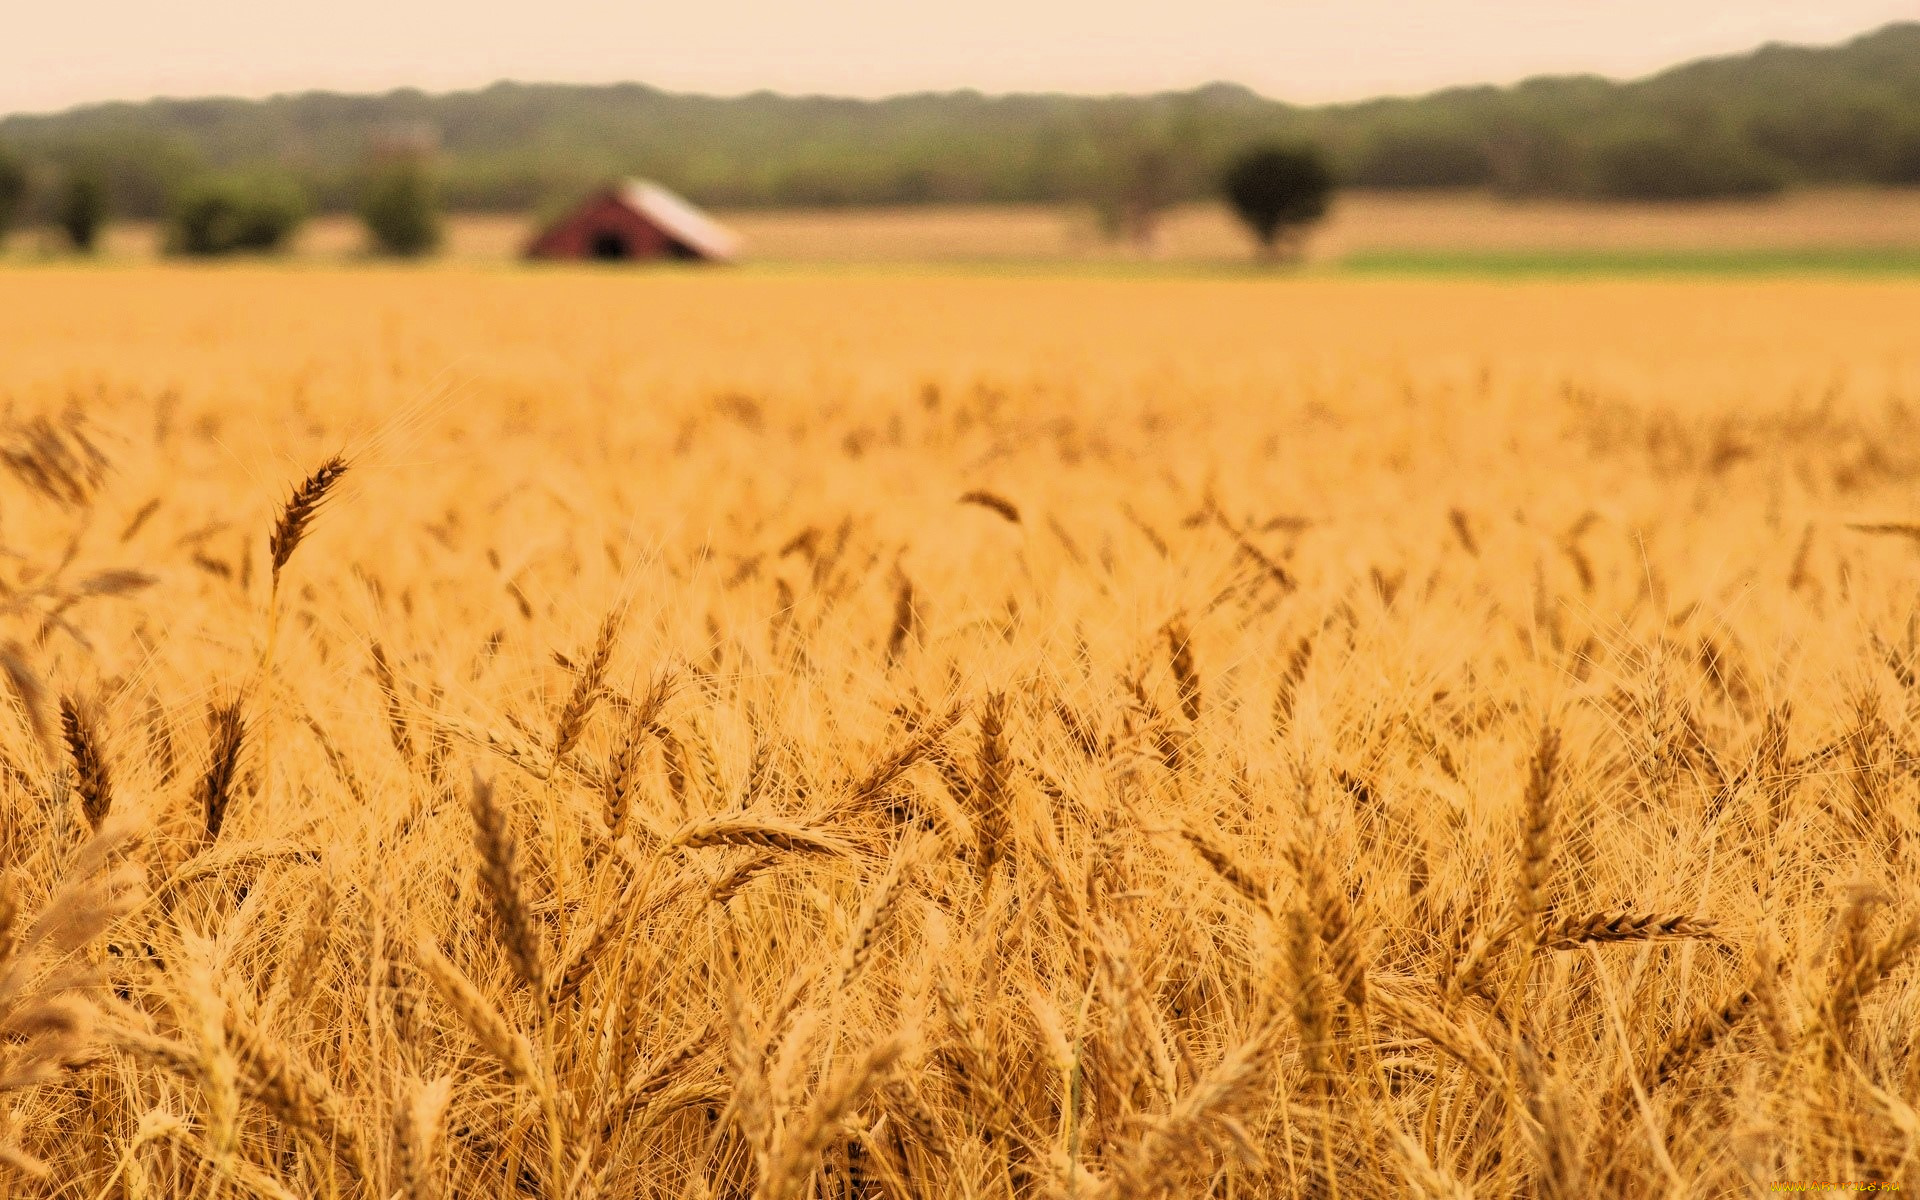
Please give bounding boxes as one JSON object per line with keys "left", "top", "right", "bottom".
{"left": 3, "top": 18, "right": 1909, "bottom": 124}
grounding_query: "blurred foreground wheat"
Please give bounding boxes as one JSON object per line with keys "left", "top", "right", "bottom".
{"left": 2, "top": 270, "right": 1920, "bottom": 1196}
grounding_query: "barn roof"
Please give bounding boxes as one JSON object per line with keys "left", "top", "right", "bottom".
{"left": 618, "top": 180, "right": 741, "bottom": 261}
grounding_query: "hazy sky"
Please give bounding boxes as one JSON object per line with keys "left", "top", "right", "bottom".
{"left": 4, "top": 1, "right": 1914, "bottom": 116}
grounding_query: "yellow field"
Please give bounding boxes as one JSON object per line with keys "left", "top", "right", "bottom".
{"left": 6, "top": 268, "right": 1920, "bottom": 1197}
{"left": 58, "top": 186, "right": 1920, "bottom": 265}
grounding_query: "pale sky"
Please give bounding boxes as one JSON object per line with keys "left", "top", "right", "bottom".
{"left": 4, "top": 1, "right": 1914, "bottom": 117}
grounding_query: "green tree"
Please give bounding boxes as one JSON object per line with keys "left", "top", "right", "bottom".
{"left": 1085, "top": 110, "right": 1205, "bottom": 251}
{"left": 358, "top": 157, "right": 443, "bottom": 256}
{"left": 57, "top": 170, "right": 107, "bottom": 253}
{"left": 167, "top": 173, "right": 308, "bottom": 256}
{"left": 1222, "top": 144, "right": 1333, "bottom": 260}
{"left": 1097, "top": 143, "right": 1181, "bottom": 248}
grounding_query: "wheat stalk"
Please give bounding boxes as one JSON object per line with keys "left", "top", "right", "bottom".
{"left": 837, "top": 851, "right": 916, "bottom": 992}
{"left": 1164, "top": 619, "right": 1202, "bottom": 723}
{"left": 59, "top": 696, "right": 112, "bottom": 831}
{"left": 764, "top": 1035, "right": 905, "bottom": 1200}
{"left": 972, "top": 693, "right": 1012, "bottom": 883}
{"left": 1542, "top": 910, "right": 1720, "bottom": 951}
{"left": 414, "top": 940, "right": 543, "bottom": 1087}
{"left": 394, "top": 1073, "right": 454, "bottom": 1200}
{"left": 223, "top": 992, "right": 373, "bottom": 1180}
{"left": 669, "top": 814, "right": 852, "bottom": 857}
{"left": 1516, "top": 725, "right": 1561, "bottom": 939}
{"left": 958, "top": 490, "right": 1021, "bottom": 524}
{"left": 198, "top": 697, "right": 247, "bottom": 841}
{"left": 468, "top": 774, "right": 545, "bottom": 994}
{"left": 553, "top": 606, "right": 622, "bottom": 759}
{"left": 1179, "top": 826, "right": 1269, "bottom": 907}
{"left": 267, "top": 454, "right": 349, "bottom": 584}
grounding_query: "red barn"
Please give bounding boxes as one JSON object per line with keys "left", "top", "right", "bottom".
{"left": 526, "top": 180, "right": 740, "bottom": 263}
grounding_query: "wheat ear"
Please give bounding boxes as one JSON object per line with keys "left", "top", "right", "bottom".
{"left": 394, "top": 1073, "right": 454, "bottom": 1200}
{"left": 199, "top": 698, "right": 247, "bottom": 841}
{"left": 59, "top": 696, "right": 112, "bottom": 831}
{"left": 413, "top": 940, "right": 543, "bottom": 1087}
{"left": 469, "top": 774, "right": 546, "bottom": 993}
{"left": 669, "top": 814, "right": 852, "bottom": 856}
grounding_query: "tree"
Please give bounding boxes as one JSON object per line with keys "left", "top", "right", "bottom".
{"left": 1095, "top": 143, "right": 1181, "bottom": 249}
{"left": 0, "top": 147, "right": 25, "bottom": 246}
{"left": 57, "top": 170, "right": 107, "bottom": 253}
{"left": 1086, "top": 111, "right": 1204, "bottom": 252}
{"left": 167, "top": 174, "right": 307, "bottom": 256}
{"left": 358, "top": 157, "right": 443, "bottom": 257}
{"left": 1222, "top": 144, "right": 1333, "bottom": 260}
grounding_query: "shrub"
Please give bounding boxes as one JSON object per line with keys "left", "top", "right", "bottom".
{"left": 56, "top": 170, "right": 108, "bottom": 253}
{"left": 167, "top": 174, "right": 308, "bottom": 257}
{"left": 358, "top": 158, "right": 443, "bottom": 257}
{"left": 1221, "top": 144, "right": 1334, "bottom": 258}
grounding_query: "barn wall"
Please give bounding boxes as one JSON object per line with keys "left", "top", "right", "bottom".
{"left": 526, "top": 195, "right": 682, "bottom": 260}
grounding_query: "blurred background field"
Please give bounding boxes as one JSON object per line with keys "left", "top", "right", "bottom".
{"left": 15, "top": 187, "right": 1920, "bottom": 272}
{"left": 4, "top": 22, "right": 1919, "bottom": 273}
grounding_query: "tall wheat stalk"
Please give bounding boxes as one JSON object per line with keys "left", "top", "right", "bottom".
{"left": 258, "top": 455, "right": 348, "bottom": 812}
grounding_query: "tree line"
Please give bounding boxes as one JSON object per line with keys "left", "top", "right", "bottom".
{"left": 0, "top": 21, "right": 1913, "bottom": 242}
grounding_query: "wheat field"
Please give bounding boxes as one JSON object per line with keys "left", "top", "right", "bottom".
{"left": 4, "top": 268, "right": 1920, "bottom": 1197}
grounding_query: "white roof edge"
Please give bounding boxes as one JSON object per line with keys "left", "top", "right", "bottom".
{"left": 620, "top": 179, "right": 742, "bottom": 261}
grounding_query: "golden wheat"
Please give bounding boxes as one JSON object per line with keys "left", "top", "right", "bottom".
{"left": 0, "top": 270, "right": 1916, "bottom": 1196}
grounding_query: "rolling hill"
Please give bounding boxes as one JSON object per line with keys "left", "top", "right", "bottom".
{"left": 1, "top": 22, "right": 1916, "bottom": 217}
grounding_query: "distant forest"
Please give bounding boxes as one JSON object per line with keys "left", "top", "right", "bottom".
{"left": 2, "top": 21, "right": 1917, "bottom": 218}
